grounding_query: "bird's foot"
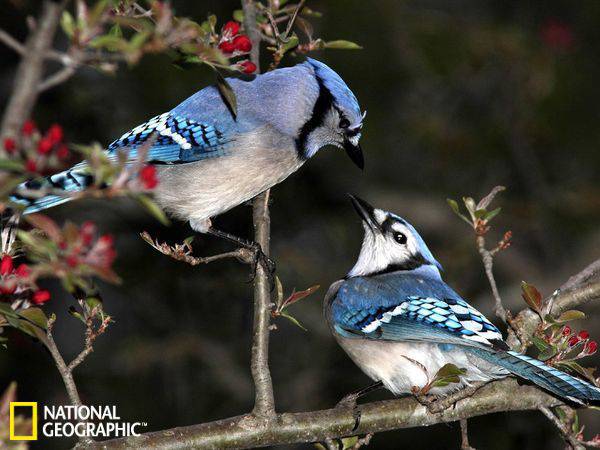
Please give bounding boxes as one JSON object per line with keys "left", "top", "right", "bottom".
{"left": 247, "top": 242, "right": 276, "bottom": 290}
{"left": 335, "top": 393, "right": 361, "bottom": 432}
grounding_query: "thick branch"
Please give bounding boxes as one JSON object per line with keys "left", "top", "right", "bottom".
{"left": 243, "top": 0, "right": 276, "bottom": 419}
{"left": 0, "top": 1, "right": 65, "bottom": 143}
{"left": 86, "top": 378, "right": 561, "bottom": 449}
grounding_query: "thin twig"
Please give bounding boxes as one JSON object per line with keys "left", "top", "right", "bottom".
{"left": 476, "top": 235, "right": 508, "bottom": 323}
{"left": 0, "top": 1, "right": 66, "bottom": 142}
{"left": 140, "top": 231, "right": 253, "bottom": 266}
{"left": 38, "top": 65, "right": 78, "bottom": 92}
{"left": 44, "top": 316, "right": 84, "bottom": 408}
{"left": 243, "top": 0, "right": 276, "bottom": 419}
{"left": 539, "top": 406, "right": 584, "bottom": 450}
{"left": 460, "top": 419, "right": 476, "bottom": 450}
{"left": 0, "top": 28, "right": 25, "bottom": 54}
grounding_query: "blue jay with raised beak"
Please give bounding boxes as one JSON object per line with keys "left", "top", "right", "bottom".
{"left": 325, "top": 195, "right": 600, "bottom": 405}
{"left": 11, "top": 58, "right": 364, "bottom": 262}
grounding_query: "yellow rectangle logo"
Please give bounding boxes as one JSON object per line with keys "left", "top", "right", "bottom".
{"left": 9, "top": 402, "right": 37, "bottom": 441}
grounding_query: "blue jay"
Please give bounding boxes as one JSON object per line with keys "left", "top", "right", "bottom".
{"left": 11, "top": 58, "right": 364, "bottom": 254}
{"left": 325, "top": 195, "right": 600, "bottom": 405}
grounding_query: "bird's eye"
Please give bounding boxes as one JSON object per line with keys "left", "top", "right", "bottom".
{"left": 393, "top": 232, "right": 407, "bottom": 244}
{"left": 339, "top": 118, "right": 350, "bottom": 129}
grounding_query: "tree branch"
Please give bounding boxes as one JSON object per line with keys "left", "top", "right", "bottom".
{"left": 86, "top": 378, "right": 561, "bottom": 449}
{"left": 243, "top": 0, "right": 276, "bottom": 419}
{"left": 0, "top": 0, "right": 66, "bottom": 144}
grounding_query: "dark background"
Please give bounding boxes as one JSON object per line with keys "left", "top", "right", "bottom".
{"left": 1, "top": 1, "right": 599, "bottom": 449}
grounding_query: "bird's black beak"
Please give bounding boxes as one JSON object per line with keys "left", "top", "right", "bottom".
{"left": 349, "top": 194, "right": 380, "bottom": 231}
{"left": 343, "top": 141, "right": 364, "bottom": 170}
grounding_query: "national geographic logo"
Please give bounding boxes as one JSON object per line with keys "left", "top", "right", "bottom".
{"left": 9, "top": 402, "right": 38, "bottom": 441}
{"left": 9, "top": 403, "right": 146, "bottom": 441}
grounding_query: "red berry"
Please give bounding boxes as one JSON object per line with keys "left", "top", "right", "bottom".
{"left": 15, "top": 263, "right": 30, "bottom": 278}
{"left": 232, "top": 35, "right": 252, "bottom": 52}
{"left": 66, "top": 255, "right": 79, "bottom": 268}
{"left": 22, "top": 120, "right": 36, "bottom": 136}
{"left": 3, "top": 138, "right": 16, "bottom": 153}
{"left": 37, "top": 138, "right": 53, "bottom": 155}
{"left": 25, "top": 159, "right": 37, "bottom": 173}
{"left": 0, "top": 281, "right": 16, "bottom": 295}
{"left": 218, "top": 40, "right": 236, "bottom": 54}
{"left": 586, "top": 340, "right": 598, "bottom": 355}
{"left": 540, "top": 19, "right": 574, "bottom": 52}
{"left": 80, "top": 221, "right": 96, "bottom": 246}
{"left": 578, "top": 330, "right": 590, "bottom": 340}
{"left": 0, "top": 255, "right": 13, "bottom": 276}
{"left": 46, "top": 124, "right": 63, "bottom": 144}
{"left": 140, "top": 164, "right": 158, "bottom": 189}
{"left": 561, "top": 325, "right": 571, "bottom": 336}
{"left": 222, "top": 20, "right": 240, "bottom": 37}
{"left": 56, "top": 144, "right": 70, "bottom": 159}
{"left": 568, "top": 335, "right": 580, "bottom": 347}
{"left": 239, "top": 60, "right": 257, "bottom": 74}
{"left": 32, "top": 289, "right": 51, "bottom": 305}
{"left": 98, "top": 234, "right": 114, "bottom": 247}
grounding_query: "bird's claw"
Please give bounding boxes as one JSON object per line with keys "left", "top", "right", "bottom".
{"left": 247, "top": 243, "right": 276, "bottom": 289}
{"left": 336, "top": 393, "right": 361, "bottom": 432}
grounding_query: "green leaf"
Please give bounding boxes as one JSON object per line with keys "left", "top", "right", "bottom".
{"left": 232, "top": 9, "right": 244, "bottom": 22}
{"left": 463, "top": 197, "right": 477, "bottom": 217}
{"left": 135, "top": 194, "right": 170, "bottom": 226}
{"left": 0, "top": 159, "right": 25, "bottom": 172}
{"left": 279, "top": 311, "right": 307, "bottom": 331}
{"left": 521, "top": 281, "right": 542, "bottom": 313}
{"left": 215, "top": 71, "right": 237, "bottom": 119}
{"left": 446, "top": 198, "right": 472, "bottom": 225}
{"left": 430, "top": 363, "right": 467, "bottom": 387}
{"left": 484, "top": 207, "right": 502, "bottom": 222}
{"left": 90, "top": 35, "right": 128, "bottom": 51}
{"left": 531, "top": 335, "right": 550, "bottom": 352}
{"left": 340, "top": 436, "right": 359, "bottom": 449}
{"left": 537, "top": 345, "right": 558, "bottom": 361}
{"left": 556, "top": 310, "right": 586, "bottom": 323}
{"left": 324, "top": 40, "right": 362, "bottom": 50}
{"left": 61, "top": 11, "right": 75, "bottom": 38}
{"left": 19, "top": 308, "right": 48, "bottom": 330}
{"left": 275, "top": 276, "right": 284, "bottom": 307}
{"left": 281, "top": 33, "right": 300, "bottom": 53}
{"left": 0, "top": 303, "right": 19, "bottom": 319}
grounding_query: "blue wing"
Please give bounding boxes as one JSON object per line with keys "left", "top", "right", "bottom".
{"left": 329, "top": 272, "right": 504, "bottom": 348}
{"left": 107, "top": 112, "right": 231, "bottom": 163}
{"left": 11, "top": 112, "right": 232, "bottom": 213}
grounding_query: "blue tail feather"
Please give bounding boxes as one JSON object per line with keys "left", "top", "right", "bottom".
{"left": 469, "top": 348, "right": 600, "bottom": 405}
{"left": 10, "top": 162, "right": 91, "bottom": 214}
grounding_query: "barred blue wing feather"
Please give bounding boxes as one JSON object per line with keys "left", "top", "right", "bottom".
{"left": 330, "top": 273, "right": 504, "bottom": 348}
{"left": 108, "top": 112, "right": 230, "bottom": 163}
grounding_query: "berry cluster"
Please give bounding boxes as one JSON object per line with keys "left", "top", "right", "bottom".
{"left": 3, "top": 121, "right": 70, "bottom": 174}
{"left": 0, "top": 254, "right": 50, "bottom": 305}
{"left": 218, "top": 21, "right": 257, "bottom": 74}
{"left": 58, "top": 221, "right": 117, "bottom": 274}
{"left": 563, "top": 326, "right": 598, "bottom": 356}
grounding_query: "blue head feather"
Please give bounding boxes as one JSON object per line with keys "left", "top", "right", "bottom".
{"left": 304, "top": 58, "right": 363, "bottom": 128}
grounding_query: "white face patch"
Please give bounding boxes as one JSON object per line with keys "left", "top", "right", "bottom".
{"left": 348, "top": 210, "right": 427, "bottom": 277}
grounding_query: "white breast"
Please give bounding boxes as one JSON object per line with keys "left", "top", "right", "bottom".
{"left": 337, "top": 336, "right": 507, "bottom": 396}
{"left": 153, "top": 126, "right": 303, "bottom": 224}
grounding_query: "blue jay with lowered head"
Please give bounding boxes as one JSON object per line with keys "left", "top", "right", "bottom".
{"left": 11, "top": 58, "right": 364, "bottom": 257}
{"left": 325, "top": 195, "right": 600, "bottom": 405}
